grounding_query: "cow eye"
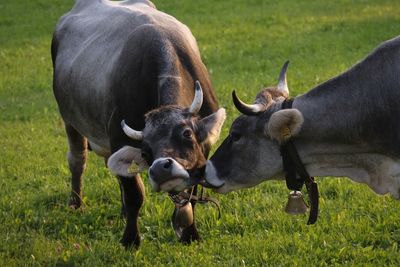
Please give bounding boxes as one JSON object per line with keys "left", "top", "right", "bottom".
{"left": 230, "top": 132, "right": 241, "bottom": 142}
{"left": 182, "top": 129, "right": 192, "bottom": 139}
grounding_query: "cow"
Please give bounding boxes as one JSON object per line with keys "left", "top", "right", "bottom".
{"left": 51, "top": 0, "right": 226, "bottom": 248}
{"left": 204, "top": 36, "right": 400, "bottom": 203}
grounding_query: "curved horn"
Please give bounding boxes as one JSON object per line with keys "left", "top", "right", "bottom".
{"left": 277, "top": 60, "right": 290, "bottom": 96}
{"left": 121, "top": 120, "right": 143, "bottom": 141}
{"left": 232, "top": 90, "right": 265, "bottom": 116}
{"left": 189, "top": 80, "right": 203, "bottom": 114}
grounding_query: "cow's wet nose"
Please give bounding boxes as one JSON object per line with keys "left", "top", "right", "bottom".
{"left": 149, "top": 158, "right": 174, "bottom": 183}
{"left": 163, "top": 159, "right": 172, "bottom": 169}
{"left": 148, "top": 157, "right": 191, "bottom": 192}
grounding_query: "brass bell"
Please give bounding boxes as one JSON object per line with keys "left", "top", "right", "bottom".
{"left": 285, "top": 190, "right": 308, "bottom": 215}
{"left": 172, "top": 201, "right": 194, "bottom": 239}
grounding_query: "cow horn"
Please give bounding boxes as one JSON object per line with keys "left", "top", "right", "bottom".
{"left": 189, "top": 81, "right": 203, "bottom": 114}
{"left": 277, "top": 60, "right": 290, "bottom": 96}
{"left": 121, "top": 120, "right": 143, "bottom": 141}
{"left": 232, "top": 90, "right": 265, "bottom": 116}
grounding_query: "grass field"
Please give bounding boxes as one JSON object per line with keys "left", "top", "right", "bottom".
{"left": 1, "top": 0, "right": 400, "bottom": 266}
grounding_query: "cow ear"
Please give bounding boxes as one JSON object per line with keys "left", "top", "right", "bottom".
{"left": 107, "top": 146, "right": 148, "bottom": 177}
{"left": 198, "top": 108, "right": 226, "bottom": 145}
{"left": 266, "top": 109, "right": 304, "bottom": 143}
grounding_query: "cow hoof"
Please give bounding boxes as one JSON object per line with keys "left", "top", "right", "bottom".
{"left": 171, "top": 202, "right": 201, "bottom": 243}
{"left": 179, "top": 223, "right": 201, "bottom": 244}
{"left": 120, "top": 236, "right": 140, "bottom": 249}
{"left": 68, "top": 196, "right": 82, "bottom": 209}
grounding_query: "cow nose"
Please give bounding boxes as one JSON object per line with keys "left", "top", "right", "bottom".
{"left": 149, "top": 158, "right": 175, "bottom": 184}
{"left": 163, "top": 158, "right": 172, "bottom": 169}
{"left": 148, "top": 157, "right": 191, "bottom": 192}
{"left": 149, "top": 168, "right": 155, "bottom": 177}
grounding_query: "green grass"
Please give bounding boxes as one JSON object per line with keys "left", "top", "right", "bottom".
{"left": 1, "top": 0, "right": 400, "bottom": 266}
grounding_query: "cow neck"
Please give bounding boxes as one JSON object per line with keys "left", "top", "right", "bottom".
{"left": 279, "top": 98, "right": 319, "bottom": 225}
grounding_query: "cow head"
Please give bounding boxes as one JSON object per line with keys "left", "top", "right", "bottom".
{"left": 205, "top": 61, "right": 304, "bottom": 193}
{"left": 108, "top": 81, "right": 226, "bottom": 193}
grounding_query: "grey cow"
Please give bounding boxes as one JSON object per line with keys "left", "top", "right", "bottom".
{"left": 205, "top": 36, "right": 400, "bottom": 199}
{"left": 52, "top": 0, "right": 226, "bottom": 248}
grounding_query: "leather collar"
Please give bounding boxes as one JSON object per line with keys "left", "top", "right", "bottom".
{"left": 280, "top": 99, "right": 319, "bottom": 225}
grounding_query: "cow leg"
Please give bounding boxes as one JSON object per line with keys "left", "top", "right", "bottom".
{"left": 65, "top": 124, "right": 88, "bottom": 209}
{"left": 118, "top": 174, "right": 145, "bottom": 248}
{"left": 118, "top": 179, "right": 128, "bottom": 218}
{"left": 176, "top": 186, "right": 201, "bottom": 243}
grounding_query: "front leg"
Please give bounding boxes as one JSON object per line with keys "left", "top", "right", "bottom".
{"left": 172, "top": 186, "right": 201, "bottom": 243}
{"left": 118, "top": 174, "right": 145, "bottom": 248}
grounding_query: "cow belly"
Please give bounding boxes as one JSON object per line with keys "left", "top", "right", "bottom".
{"left": 54, "top": 69, "right": 113, "bottom": 155}
{"left": 366, "top": 156, "right": 400, "bottom": 199}
{"left": 56, "top": 100, "right": 110, "bottom": 147}
{"left": 88, "top": 140, "right": 111, "bottom": 158}
{"left": 308, "top": 152, "right": 400, "bottom": 199}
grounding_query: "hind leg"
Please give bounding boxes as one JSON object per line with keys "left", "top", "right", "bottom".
{"left": 65, "top": 124, "right": 88, "bottom": 209}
